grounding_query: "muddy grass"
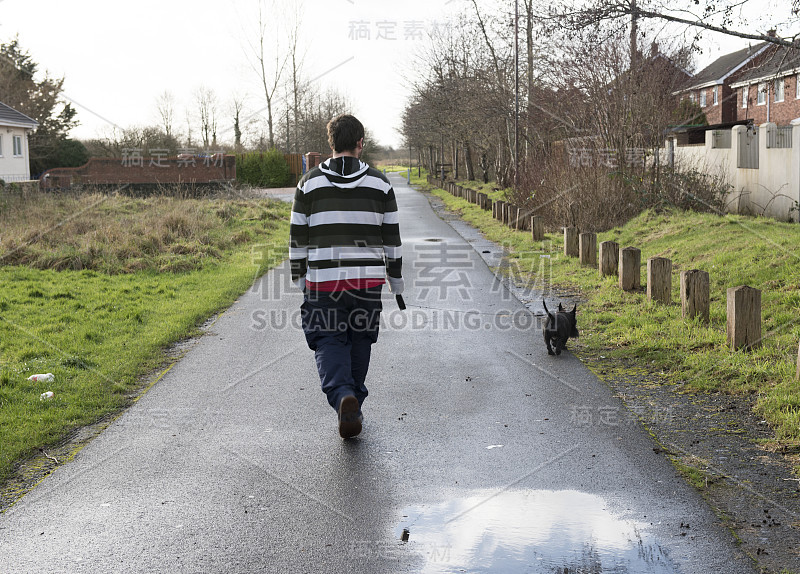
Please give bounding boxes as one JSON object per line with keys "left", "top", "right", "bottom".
{"left": 578, "top": 350, "right": 800, "bottom": 573}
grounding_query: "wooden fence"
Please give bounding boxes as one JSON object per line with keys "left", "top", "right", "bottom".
{"left": 431, "top": 176, "right": 780, "bottom": 370}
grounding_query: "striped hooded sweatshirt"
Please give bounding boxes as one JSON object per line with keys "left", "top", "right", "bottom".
{"left": 290, "top": 156, "right": 402, "bottom": 292}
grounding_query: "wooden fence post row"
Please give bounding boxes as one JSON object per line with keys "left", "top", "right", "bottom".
{"left": 647, "top": 257, "right": 672, "bottom": 304}
{"left": 619, "top": 247, "right": 641, "bottom": 291}
{"left": 727, "top": 285, "right": 761, "bottom": 351}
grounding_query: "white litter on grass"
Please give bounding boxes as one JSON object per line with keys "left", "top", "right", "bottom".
{"left": 486, "top": 445, "right": 504, "bottom": 450}
{"left": 40, "top": 391, "right": 54, "bottom": 400}
{"left": 28, "top": 373, "right": 54, "bottom": 382}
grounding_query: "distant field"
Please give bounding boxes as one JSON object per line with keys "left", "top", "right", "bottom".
{"left": 0, "top": 190, "right": 290, "bottom": 481}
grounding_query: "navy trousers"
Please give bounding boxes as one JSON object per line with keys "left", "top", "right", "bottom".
{"left": 300, "top": 286, "right": 383, "bottom": 411}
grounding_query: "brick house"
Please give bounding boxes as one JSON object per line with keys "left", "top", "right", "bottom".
{"left": 730, "top": 44, "right": 800, "bottom": 125}
{"left": 0, "top": 101, "right": 38, "bottom": 183}
{"left": 676, "top": 42, "right": 770, "bottom": 125}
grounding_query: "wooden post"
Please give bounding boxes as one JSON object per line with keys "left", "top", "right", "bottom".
{"left": 727, "top": 285, "right": 761, "bottom": 351}
{"left": 619, "top": 247, "right": 641, "bottom": 291}
{"left": 579, "top": 233, "right": 597, "bottom": 266}
{"left": 563, "top": 227, "right": 579, "bottom": 257}
{"left": 796, "top": 340, "right": 800, "bottom": 380}
{"left": 514, "top": 207, "right": 523, "bottom": 230}
{"left": 518, "top": 210, "right": 530, "bottom": 231}
{"left": 647, "top": 257, "right": 672, "bottom": 304}
{"left": 599, "top": 241, "right": 619, "bottom": 277}
{"left": 531, "top": 216, "right": 544, "bottom": 241}
{"left": 680, "top": 270, "right": 709, "bottom": 324}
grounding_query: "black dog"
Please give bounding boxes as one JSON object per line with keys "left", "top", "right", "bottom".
{"left": 542, "top": 300, "right": 578, "bottom": 356}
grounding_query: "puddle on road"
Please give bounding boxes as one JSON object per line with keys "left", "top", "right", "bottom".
{"left": 396, "top": 490, "right": 674, "bottom": 573}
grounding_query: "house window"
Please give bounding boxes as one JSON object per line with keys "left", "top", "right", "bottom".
{"left": 757, "top": 82, "right": 767, "bottom": 105}
{"left": 12, "top": 135, "right": 22, "bottom": 156}
{"left": 774, "top": 77, "right": 784, "bottom": 102}
{"left": 713, "top": 86, "right": 718, "bottom": 105}
{"left": 699, "top": 90, "right": 707, "bottom": 107}
{"left": 742, "top": 85, "right": 749, "bottom": 108}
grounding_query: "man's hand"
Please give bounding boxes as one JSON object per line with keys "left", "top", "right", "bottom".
{"left": 386, "top": 276, "right": 404, "bottom": 295}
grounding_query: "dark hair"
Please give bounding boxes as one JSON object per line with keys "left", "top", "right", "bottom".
{"left": 327, "top": 114, "right": 364, "bottom": 153}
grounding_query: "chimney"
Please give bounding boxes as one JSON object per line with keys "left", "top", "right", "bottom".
{"left": 651, "top": 41, "right": 659, "bottom": 57}
{"left": 767, "top": 29, "right": 777, "bottom": 38}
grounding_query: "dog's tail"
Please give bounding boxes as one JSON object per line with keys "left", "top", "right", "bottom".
{"left": 542, "top": 299, "right": 554, "bottom": 321}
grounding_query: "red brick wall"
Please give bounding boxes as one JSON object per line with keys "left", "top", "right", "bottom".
{"left": 721, "top": 84, "right": 738, "bottom": 123}
{"left": 696, "top": 86, "right": 723, "bottom": 124}
{"left": 40, "top": 155, "right": 236, "bottom": 189}
{"left": 693, "top": 84, "right": 742, "bottom": 125}
{"left": 737, "top": 74, "right": 800, "bottom": 126}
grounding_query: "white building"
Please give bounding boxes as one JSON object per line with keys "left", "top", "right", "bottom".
{"left": 0, "top": 101, "right": 38, "bottom": 183}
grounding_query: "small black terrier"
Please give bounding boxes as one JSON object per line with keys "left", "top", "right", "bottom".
{"left": 542, "top": 300, "right": 579, "bottom": 356}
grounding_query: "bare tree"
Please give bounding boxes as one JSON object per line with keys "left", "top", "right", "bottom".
{"left": 287, "top": 1, "right": 307, "bottom": 154}
{"left": 155, "top": 90, "right": 175, "bottom": 139}
{"left": 231, "top": 96, "right": 245, "bottom": 153}
{"left": 195, "top": 86, "right": 217, "bottom": 149}
{"left": 247, "top": 0, "right": 289, "bottom": 149}
{"left": 545, "top": 0, "right": 800, "bottom": 47}
{"left": 184, "top": 107, "right": 194, "bottom": 148}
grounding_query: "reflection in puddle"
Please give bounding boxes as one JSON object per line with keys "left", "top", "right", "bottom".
{"left": 397, "top": 490, "right": 674, "bottom": 573}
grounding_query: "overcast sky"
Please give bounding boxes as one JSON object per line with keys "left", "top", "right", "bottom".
{"left": 0, "top": 0, "right": 796, "bottom": 150}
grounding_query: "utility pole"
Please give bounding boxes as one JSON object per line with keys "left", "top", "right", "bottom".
{"left": 514, "top": 0, "right": 520, "bottom": 190}
{"left": 630, "top": 0, "right": 638, "bottom": 70}
{"left": 440, "top": 132, "right": 445, "bottom": 182}
{"left": 408, "top": 143, "right": 411, "bottom": 184}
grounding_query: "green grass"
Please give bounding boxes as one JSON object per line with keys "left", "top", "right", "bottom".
{"left": 672, "top": 458, "right": 713, "bottom": 490}
{"left": 0, "top": 194, "right": 290, "bottom": 481}
{"left": 374, "top": 164, "right": 412, "bottom": 173}
{"left": 424, "top": 177, "right": 800, "bottom": 445}
{"left": 0, "top": 191, "right": 285, "bottom": 274}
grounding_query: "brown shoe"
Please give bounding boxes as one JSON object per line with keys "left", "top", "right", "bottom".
{"left": 338, "top": 395, "right": 362, "bottom": 438}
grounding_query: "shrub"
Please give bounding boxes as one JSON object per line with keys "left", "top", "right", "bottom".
{"left": 236, "top": 149, "right": 292, "bottom": 188}
{"left": 515, "top": 146, "right": 730, "bottom": 233}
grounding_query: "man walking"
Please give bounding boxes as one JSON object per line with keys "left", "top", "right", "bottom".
{"left": 290, "top": 114, "right": 403, "bottom": 438}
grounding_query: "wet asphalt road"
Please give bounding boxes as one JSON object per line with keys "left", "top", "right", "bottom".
{"left": 0, "top": 175, "right": 757, "bottom": 573}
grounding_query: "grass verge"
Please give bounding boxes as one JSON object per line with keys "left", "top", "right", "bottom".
{"left": 420, "top": 172, "right": 800, "bottom": 449}
{"left": 0, "top": 191, "right": 290, "bottom": 481}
